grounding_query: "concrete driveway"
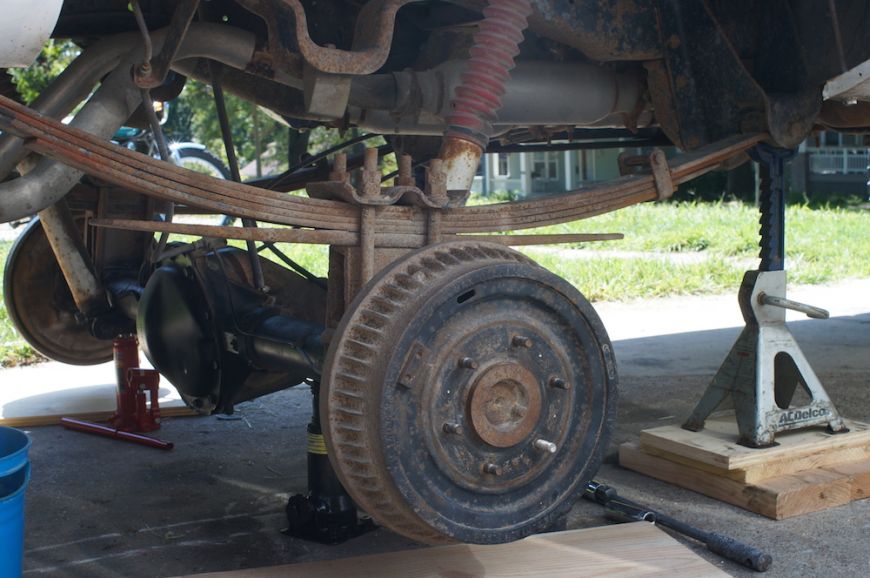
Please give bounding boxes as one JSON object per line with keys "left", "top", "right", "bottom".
{"left": 5, "top": 278, "right": 869, "bottom": 577}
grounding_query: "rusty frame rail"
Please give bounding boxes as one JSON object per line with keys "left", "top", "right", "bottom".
{"left": 0, "top": 94, "right": 765, "bottom": 242}
{"left": 238, "top": 0, "right": 421, "bottom": 76}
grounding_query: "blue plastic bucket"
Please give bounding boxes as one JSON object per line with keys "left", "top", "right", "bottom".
{"left": 0, "top": 427, "right": 31, "bottom": 578}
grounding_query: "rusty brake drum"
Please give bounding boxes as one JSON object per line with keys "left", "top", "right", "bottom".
{"left": 2, "top": 217, "right": 113, "bottom": 365}
{"left": 321, "top": 241, "right": 618, "bottom": 544}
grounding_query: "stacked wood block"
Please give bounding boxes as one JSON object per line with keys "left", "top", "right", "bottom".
{"left": 620, "top": 414, "right": 870, "bottom": 519}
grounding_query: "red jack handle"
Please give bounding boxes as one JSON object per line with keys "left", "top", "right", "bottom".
{"left": 60, "top": 417, "right": 174, "bottom": 450}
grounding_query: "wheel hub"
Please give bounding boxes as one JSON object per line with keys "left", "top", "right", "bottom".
{"left": 423, "top": 319, "right": 571, "bottom": 495}
{"left": 469, "top": 362, "right": 541, "bottom": 448}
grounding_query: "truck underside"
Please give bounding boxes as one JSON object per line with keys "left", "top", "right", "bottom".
{"left": 1, "top": 0, "right": 868, "bottom": 544}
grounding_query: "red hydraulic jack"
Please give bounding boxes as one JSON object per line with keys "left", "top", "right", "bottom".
{"left": 109, "top": 336, "right": 161, "bottom": 433}
{"left": 61, "top": 335, "right": 173, "bottom": 450}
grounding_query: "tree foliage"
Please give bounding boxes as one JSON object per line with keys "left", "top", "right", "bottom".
{"left": 162, "top": 78, "right": 293, "bottom": 173}
{"left": 9, "top": 40, "right": 79, "bottom": 104}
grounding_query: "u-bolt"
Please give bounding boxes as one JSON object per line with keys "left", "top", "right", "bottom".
{"left": 437, "top": 0, "right": 533, "bottom": 193}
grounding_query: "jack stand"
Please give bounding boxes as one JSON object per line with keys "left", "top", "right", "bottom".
{"left": 683, "top": 144, "right": 848, "bottom": 447}
{"left": 285, "top": 380, "right": 375, "bottom": 544}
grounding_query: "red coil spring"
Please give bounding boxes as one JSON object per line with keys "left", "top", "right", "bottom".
{"left": 444, "top": 0, "right": 533, "bottom": 149}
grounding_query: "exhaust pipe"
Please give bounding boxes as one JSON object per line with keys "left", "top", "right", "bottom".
{"left": 0, "top": 24, "right": 257, "bottom": 223}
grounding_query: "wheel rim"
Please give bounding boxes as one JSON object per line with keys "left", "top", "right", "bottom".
{"left": 322, "top": 242, "right": 617, "bottom": 544}
{"left": 174, "top": 148, "right": 230, "bottom": 179}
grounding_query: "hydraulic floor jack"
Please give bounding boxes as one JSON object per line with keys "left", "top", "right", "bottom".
{"left": 683, "top": 144, "right": 848, "bottom": 447}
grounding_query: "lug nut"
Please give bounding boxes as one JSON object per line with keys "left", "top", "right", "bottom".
{"left": 442, "top": 422, "right": 463, "bottom": 435}
{"left": 512, "top": 335, "right": 533, "bottom": 348}
{"left": 533, "top": 439, "right": 557, "bottom": 454}
{"left": 483, "top": 463, "right": 502, "bottom": 476}
{"left": 458, "top": 357, "right": 478, "bottom": 370}
{"left": 549, "top": 377, "right": 569, "bottom": 390}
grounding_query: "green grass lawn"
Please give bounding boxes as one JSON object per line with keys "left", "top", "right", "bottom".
{"left": 518, "top": 202, "right": 870, "bottom": 301}
{"left": 1, "top": 201, "right": 867, "bottom": 366}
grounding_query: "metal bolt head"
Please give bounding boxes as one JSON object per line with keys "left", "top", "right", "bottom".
{"left": 548, "top": 376, "right": 569, "bottom": 390}
{"left": 442, "top": 422, "right": 463, "bottom": 435}
{"left": 483, "top": 463, "right": 502, "bottom": 476}
{"left": 533, "top": 439, "right": 557, "bottom": 454}
{"left": 458, "top": 357, "right": 478, "bottom": 370}
{"left": 512, "top": 335, "right": 533, "bottom": 348}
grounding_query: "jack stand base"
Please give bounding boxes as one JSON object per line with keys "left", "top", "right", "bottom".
{"left": 683, "top": 270, "right": 848, "bottom": 447}
{"left": 284, "top": 493, "right": 376, "bottom": 545}
{"left": 284, "top": 381, "right": 376, "bottom": 545}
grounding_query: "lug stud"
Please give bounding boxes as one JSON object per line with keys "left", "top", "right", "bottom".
{"left": 548, "top": 377, "right": 569, "bottom": 390}
{"left": 512, "top": 335, "right": 533, "bottom": 348}
{"left": 533, "top": 439, "right": 557, "bottom": 454}
{"left": 458, "top": 357, "right": 478, "bottom": 369}
{"left": 442, "top": 422, "right": 463, "bottom": 435}
{"left": 483, "top": 463, "right": 502, "bottom": 476}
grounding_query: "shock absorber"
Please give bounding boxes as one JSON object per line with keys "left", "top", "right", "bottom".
{"left": 437, "top": 0, "right": 533, "bottom": 196}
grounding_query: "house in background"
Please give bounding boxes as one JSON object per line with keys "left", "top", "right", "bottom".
{"left": 475, "top": 131, "right": 870, "bottom": 200}
{"left": 789, "top": 131, "right": 869, "bottom": 197}
{"left": 472, "top": 148, "right": 628, "bottom": 198}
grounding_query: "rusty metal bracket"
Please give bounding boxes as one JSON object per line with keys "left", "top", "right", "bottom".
{"left": 648, "top": 148, "right": 675, "bottom": 200}
{"left": 308, "top": 151, "right": 448, "bottom": 208}
{"left": 239, "top": 0, "right": 420, "bottom": 76}
{"left": 426, "top": 210, "right": 443, "bottom": 245}
{"left": 616, "top": 151, "right": 651, "bottom": 176}
{"left": 616, "top": 148, "right": 673, "bottom": 200}
{"left": 359, "top": 206, "right": 377, "bottom": 283}
{"left": 134, "top": 0, "right": 201, "bottom": 89}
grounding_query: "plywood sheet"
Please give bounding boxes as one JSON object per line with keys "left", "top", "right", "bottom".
{"left": 639, "top": 414, "right": 870, "bottom": 476}
{"left": 180, "top": 522, "right": 729, "bottom": 578}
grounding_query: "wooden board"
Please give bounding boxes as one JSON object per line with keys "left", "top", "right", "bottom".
{"left": 179, "top": 522, "right": 730, "bottom": 578}
{"left": 0, "top": 361, "right": 195, "bottom": 427}
{"left": 638, "top": 415, "right": 870, "bottom": 483}
{"left": 619, "top": 441, "right": 869, "bottom": 519}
